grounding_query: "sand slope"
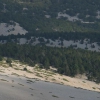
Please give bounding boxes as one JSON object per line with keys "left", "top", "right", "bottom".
{"left": 0, "top": 60, "right": 100, "bottom": 92}
{"left": 0, "top": 74, "right": 100, "bottom": 100}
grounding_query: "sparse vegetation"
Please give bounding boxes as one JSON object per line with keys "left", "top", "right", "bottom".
{"left": 92, "top": 87, "right": 96, "bottom": 89}
{"left": 26, "top": 70, "right": 33, "bottom": 73}
{"left": 11, "top": 73, "right": 20, "bottom": 76}
{"left": 52, "top": 95, "right": 59, "bottom": 98}
{"left": 18, "top": 83, "right": 24, "bottom": 86}
{"left": 83, "top": 81, "right": 86, "bottom": 83}
{"left": 63, "top": 78, "right": 69, "bottom": 82}
{"left": 23, "top": 67, "right": 27, "bottom": 71}
{"left": 52, "top": 78, "right": 56, "bottom": 81}
{"left": 35, "top": 73, "right": 43, "bottom": 78}
{"left": 69, "top": 96, "right": 75, "bottom": 98}
{"left": 0, "top": 79, "right": 8, "bottom": 82}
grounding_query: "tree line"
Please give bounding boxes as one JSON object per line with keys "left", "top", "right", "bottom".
{"left": 0, "top": 32, "right": 100, "bottom": 43}
{"left": 0, "top": 43, "right": 100, "bottom": 83}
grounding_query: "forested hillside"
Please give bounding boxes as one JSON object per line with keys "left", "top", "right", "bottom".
{"left": 1, "top": 0, "right": 100, "bottom": 33}
{"left": 0, "top": 0, "right": 100, "bottom": 83}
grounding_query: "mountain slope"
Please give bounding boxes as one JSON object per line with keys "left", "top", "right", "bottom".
{"left": 0, "top": 0, "right": 100, "bottom": 33}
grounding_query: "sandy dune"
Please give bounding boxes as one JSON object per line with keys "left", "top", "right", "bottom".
{"left": 0, "top": 60, "right": 100, "bottom": 93}
{"left": 0, "top": 60, "right": 100, "bottom": 100}
{"left": 0, "top": 74, "right": 100, "bottom": 100}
